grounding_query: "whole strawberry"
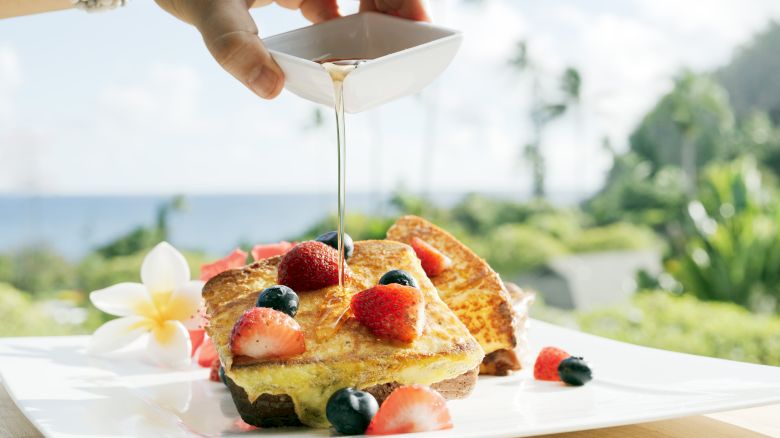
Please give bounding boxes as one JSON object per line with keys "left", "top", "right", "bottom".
{"left": 351, "top": 284, "right": 425, "bottom": 343}
{"left": 533, "top": 346, "right": 570, "bottom": 381}
{"left": 278, "top": 241, "right": 350, "bottom": 292}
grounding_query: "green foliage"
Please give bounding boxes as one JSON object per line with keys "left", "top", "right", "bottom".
{"left": 479, "top": 224, "right": 569, "bottom": 274}
{"left": 95, "top": 227, "right": 162, "bottom": 259}
{"left": 585, "top": 151, "right": 687, "bottom": 228}
{"left": 716, "top": 22, "right": 780, "bottom": 123}
{"left": 77, "top": 250, "right": 208, "bottom": 295}
{"left": 666, "top": 158, "right": 780, "bottom": 312}
{"left": 0, "top": 246, "right": 76, "bottom": 295}
{"left": 386, "top": 193, "right": 658, "bottom": 276}
{"left": 579, "top": 292, "right": 780, "bottom": 366}
{"left": 96, "top": 196, "right": 186, "bottom": 258}
{"left": 0, "top": 283, "right": 85, "bottom": 337}
{"left": 630, "top": 71, "right": 735, "bottom": 171}
{"left": 567, "top": 223, "right": 658, "bottom": 253}
{"left": 295, "top": 213, "right": 397, "bottom": 242}
{"left": 734, "top": 111, "right": 780, "bottom": 176}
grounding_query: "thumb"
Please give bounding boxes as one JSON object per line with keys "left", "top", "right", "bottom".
{"left": 194, "top": 0, "right": 284, "bottom": 99}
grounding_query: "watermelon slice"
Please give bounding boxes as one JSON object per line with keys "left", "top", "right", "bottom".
{"left": 251, "top": 241, "right": 295, "bottom": 261}
{"left": 200, "top": 248, "right": 248, "bottom": 282}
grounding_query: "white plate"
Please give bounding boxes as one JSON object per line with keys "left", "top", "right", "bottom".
{"left": 264, "top": 12, "right": 462, "bottom": 113}
{"left": 2, "top": 320, "right": 779, "bottom": 437}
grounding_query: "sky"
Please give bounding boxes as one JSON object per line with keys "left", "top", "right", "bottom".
{"left": 2, "top": 0, "right": 780, "bottom": 198}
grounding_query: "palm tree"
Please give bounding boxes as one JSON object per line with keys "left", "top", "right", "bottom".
{"left": 511, "top": 41, "right": 581, "bottom": 198}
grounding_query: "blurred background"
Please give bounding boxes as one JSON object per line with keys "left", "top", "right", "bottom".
{"left": 1, "top": 0, "right": 780, "bottom": 367}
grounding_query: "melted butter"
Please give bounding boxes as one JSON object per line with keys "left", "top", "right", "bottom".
{"left": 226, "top": 351, "right": 478, "bottom": 427}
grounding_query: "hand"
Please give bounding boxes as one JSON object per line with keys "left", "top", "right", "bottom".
{"left": 155, "top": 0, "right": 430, "bottom": 99}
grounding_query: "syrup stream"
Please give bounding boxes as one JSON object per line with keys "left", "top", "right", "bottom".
{"left": 319, "top": 59, "right": 365, "bottom": 288}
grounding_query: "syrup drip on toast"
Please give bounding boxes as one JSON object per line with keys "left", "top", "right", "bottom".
{"left": 315, "top": 58, "right": 366, "bottom": 335}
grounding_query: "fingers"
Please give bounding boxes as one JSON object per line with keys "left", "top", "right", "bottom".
{"left": 359, "top": 0, "right": 430, "bottom": 22}
{"left": 299, "top": 0, "right": 340, "bottom": 23}
{"left": 194, "top": 0, "right": 284, "bottom": 99}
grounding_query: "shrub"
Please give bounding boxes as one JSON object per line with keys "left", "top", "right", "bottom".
{"left": 295, "top": 213, "right": 397, "bottom": 242}
{"left": 578, "top": 292, "right": 780, "bottom": 366}
{"left": 567, "top": 222, "right": 659, "bottom": 253}
{"left": 0, "top": 283, "right": 84, "bottom": 336}
{"left": 0, "top": 246, "right": 76, "bottom": 295}
{"left": 666, "top": 158, "right": 780, "bottom": 312}
{"left": 77, "top": 250, "right": 208, "bottom": 295}
{"left": 481, "top": 224, "right": 568, "bottom": 275}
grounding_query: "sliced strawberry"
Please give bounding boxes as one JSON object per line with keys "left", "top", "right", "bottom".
{"left": 366, "top": 385, "right": 452, "bottom": 435}
{"left": 351, "top": 284, "right": 424, "bottom": 343}
{"left": 409, "top": 237, "right": 452, "bottom": 277}
{"left": 533, "top": 346, "right": 570, "bottom": 381}
{"left": 278, "top": 241, "right": 349, "bottom": 292}
{"left": 208, "top": 358, "right": 221, "bottom": 382}
{"left": 229, "top": 307, "right": 306, "bottom": 360}
{"left": 197, "top": 337, "right": 218, "bottom": 368}
{"left": 200, "top": 248, "right": 248, "bottom": 282}
{"left": 251, "top": 241, "right": 295, "bottom": 261}
{"left": 189, "top": 329, "right": 206, "bottom": 357}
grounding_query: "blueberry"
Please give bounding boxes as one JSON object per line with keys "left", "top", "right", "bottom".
{"left": 219, "top": 366, "right": 227, "bottom": 385}
{"left": 326, "top": 387, "right": 378, "bottom": 435}
{"left": 558, "top": 357, "right": 592, "bottom": 386}
{"left": 378, "top": 269, "right": 419, "bottom": 288}
{"left": 315, "top": 231, "right": 354, "bottom": 259}
{"left": 255, "top": 285, "right": 299, "bottom": 317}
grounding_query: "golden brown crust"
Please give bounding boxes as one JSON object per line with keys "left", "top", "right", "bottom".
{"left": 225, "top": 367, "right": 480, "bottom": 428}
{"left": 387, "top": 216, "right": 525, "bottom": 375}
{"left": 203, "top": 240, "right": 484, "bottom": 427}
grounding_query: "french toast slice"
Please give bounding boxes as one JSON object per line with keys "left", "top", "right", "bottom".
{"left": 387, "top": 215, "right": 525, "bottom": 375}
{"left": 203, "top": 240, "right": 484, "bottom": 428}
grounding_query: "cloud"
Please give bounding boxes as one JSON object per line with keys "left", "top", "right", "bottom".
{"left": 97, "top": 64, "right": 202, "bottom": 131}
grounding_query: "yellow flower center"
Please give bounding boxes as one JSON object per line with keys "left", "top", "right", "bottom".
{"left": 131, "top": 289, "right": 195, "bottom": 345}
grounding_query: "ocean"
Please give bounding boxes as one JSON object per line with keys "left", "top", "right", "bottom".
{"left": 0, "top": 191, "right": 588, "bottom": 259}
{"left": 0, "top": 193, "right": 466, "bottom": 259}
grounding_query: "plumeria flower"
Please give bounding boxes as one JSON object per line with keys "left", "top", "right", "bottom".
{"left": 88, "top": 242, "right": 205, "bottom": 368}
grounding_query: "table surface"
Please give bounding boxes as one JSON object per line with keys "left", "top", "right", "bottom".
{"left": 1, "top": 383, "right": 777, "bottom": 438}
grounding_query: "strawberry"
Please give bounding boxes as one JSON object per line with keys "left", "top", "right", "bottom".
{"left": 278, "top": 241, "right": 349, "bottom": 292}
{"left": 200, "top": 248, "right": 248, "bottom": 282}
{"left": 197, "top": 337, "right": 218, "bottom": 368}
{"left": 208, "top": 358, "right": 221, "bottom": 382}
{"left": 351, "top": 284, "right": 424, "bottom": 343}
{"left": 533, "top": 346, "right": 570, "bottom": 381}
{"left": 409, "top": 237, "right": 452, "bottom": 277}
{"left": 366, "top": 385, "right": 452, "bottom": 435}
{"left": 251, "top": 241, "right": 295, "bottom": 261}
{"left": 189, "top": 329, "right": 206, "bottom": 357}
{"left": 229, "top": 307, "right": 305, "bottom": 360}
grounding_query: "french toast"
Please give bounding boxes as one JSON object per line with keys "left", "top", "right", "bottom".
{"left": 387, "top": 215, "right": 525, "bottom": 375}
{"left": 203, "top": 240, "right": 484, "bottom": 428}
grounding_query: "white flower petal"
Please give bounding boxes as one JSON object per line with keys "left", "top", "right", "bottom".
{"left": 142, "top": 242, "right": 191, "bottom": 294}
{"left": 171, "top": 280, "right": 206, "bottom": 329}
{"left": 88, "top": 316, "right": 150, "bottom": 354}
{"left": 147, "top": 320, "right": 191, "bottom": 368}
{"left": 89, "top": 283, "right": 152, "bottom": 317}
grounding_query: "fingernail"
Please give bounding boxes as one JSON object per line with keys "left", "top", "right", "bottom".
{"left": 249, "top": 66, "right": 280, "bottom": 99}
